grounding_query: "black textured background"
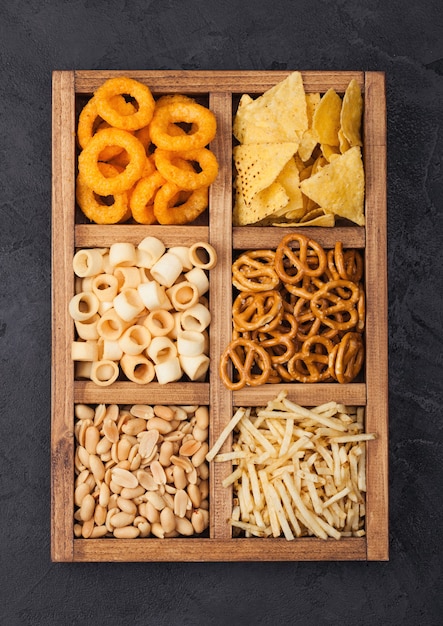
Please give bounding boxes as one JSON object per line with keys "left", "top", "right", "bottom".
{"left": 1, "top": 1, "right": 442, "bottom": 624}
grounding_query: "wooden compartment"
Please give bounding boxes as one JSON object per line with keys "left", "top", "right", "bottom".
{"left": 51, "top": 70, "right": 388, "bottom": 561}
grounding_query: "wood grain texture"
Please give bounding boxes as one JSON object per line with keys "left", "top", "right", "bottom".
{"left": 51, "top": 70, "right": 388, "bottom": 561}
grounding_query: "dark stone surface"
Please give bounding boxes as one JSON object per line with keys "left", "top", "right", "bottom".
{"left": 1, "top": 0, "right": 442, "bottom": 624}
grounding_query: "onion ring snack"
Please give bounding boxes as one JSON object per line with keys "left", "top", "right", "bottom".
{"left": 154, "top": 148, "right": 218, "bottom": 190}
{"left": 78, "top": 128, "right": 146, "bottom": 196}
{"left": 94, "top": 76, "right": 155, "bottom": 131}
{"left": 149, "top": 98, "right": 217, "bottom": 151}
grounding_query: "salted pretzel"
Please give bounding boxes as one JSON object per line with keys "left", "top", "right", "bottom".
{"left": 251, "top": 311, "right": 299, "bottom": 364}
{"left": 327, "top": 242, "right": 364, "bottom": 283}
{"left": 232, "top": 249, "right": 280, "bottom": 292}
{"left": 310, "top": 279, "right": 360, "bottom": 332}
{"left": 329, "top": 332, "right": 364, "bottom": 383}
{"left": 287, "top": 334, "right": 335, "bottom": 383}
{"left": 219, "top": 337, "right": 272, "bottom": 390}
{"left": 232, "top": 289, "right": 283, "bottom": 333}
{"left": 274, "top": 233, "right": 327, "bottom": 285}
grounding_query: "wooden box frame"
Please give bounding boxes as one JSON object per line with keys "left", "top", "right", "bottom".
{"left": 51, "top": 70, "right": 388, "bottom": 562}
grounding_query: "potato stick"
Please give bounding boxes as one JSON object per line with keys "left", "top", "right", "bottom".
{"left": 311, "top": 401, "right": 339, "bottom": 415}
{"left": 357, "top": 444, "right": 367, "bottom": 491}
{"left": 282, "top": 398, "right": 347, "bottom": 431}
{"left": 267, "top": 482, "right": 294, "bottom": 541}
{"left": 258, "top": 469, "right": 280, "bottom": 538}
{"left": 323, "top": 486, "right": 351, "bottom": 508}
{"left": 279, "top": 417, "right": 294, "bottom": 457}
{"left": 282, "top": 471, "right": 328, "bottom": 540}
{"left": 247, "top": 462, "right": 264, "bottom": 509}
{"left": 214, "top": 450, "right": 249, "bottom": 462}
{"left": 253, "top": 508, "right": 266, "bottom": 529}
{"left": 297, "top": 469, "right": 325, "bottom": 485}
{"left": 330, "top": 433, "right": 377, "bottom": 444}
{"left": 315, "top": 515, "right": 342, "bottom": 540}
{"left": 241, "top": 470, "right": 254, "bottom": 516}
{"left": 307, "top": 479, "right": 324, "bottom": 516}
{"left": 314, "top": 427, "right": 349, "bottom": 438}
{"left": 230, "top": 519, "right": 272, "bottom": 537}
{"left": 315, "top": 465, "right": 333, "bottom": 476}
{"left": 271, "top": 464, "right": 296, "bottom": 479}
{"left": 222, "top": 466, "right": 242, "bottom": 488}
{"left": 332, "top": 443, "right": 341, "bottom": 488}
{"left": 206, "top": 407, "right": 248, "bottom": 462}
{"left": 274, "top": 479, "right": 302, "bottom": 537}
{"left": 240, "top": 418, "right": 278, "bottom": 458}
{"left": 265, "top": 436, "right": 312, "bottom": 475}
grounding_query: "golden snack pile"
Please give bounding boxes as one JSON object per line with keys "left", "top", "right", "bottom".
{"left": 76, "top": 77, "right": 218, "bottom": 225}
{"left": 220, "top": 233, "right": 365, "bottom": 390}
{"left": 233, "top": 71, "right": 364, "bottom": 227}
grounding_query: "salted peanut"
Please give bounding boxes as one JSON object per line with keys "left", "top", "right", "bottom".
{"left": 160, "top": 506, "right": 176, "bottom": 534}
{"left": 146, "top": 491, "right": 166, "bottom": 511}
{"left": 178, "top": 420, "right": 193, "bottom": 435}
{"left": 195, "top": 406, "right": 209, "bottom": 430}
{"left": 153, "top": 405, "right": 174, "bottom": 421}
{"left": 117, "top": 496, "right": 137, "bottom": 516}
{"left": 110, "top": 511, "right": 136, "bottom": 529}
{"left": 187, "top": 483, "right": 201, "bottom": 508}
{"left": 136, "top": 469, "right": 158, "bottom": 492}
{"left": 138, "top": 430, "right": 159, "bottom": 459}
{"left": 146, "top": 416, "right": 174, "bottom": 435}
{"left": 106, "top": 507, "right": 119, "bottom": 532}
{"left": 113, "top": 526, "right": 140, "bottom": 539}
{"left": 111, "top": 467, "right": 138, "bottom": 489}
{"left": 199, "top": 479, "right": 209, "bottom": 501}
{"left": 116, "top": 460, "right": 131, "bottom": 471}
{"left": 81, "top": 517, "right": 95, "bottom": 538}
{"left": 173, "top": 489, "right": 189, "bottom": 518}
{"left": 174, "top": 516, "right": 194, "bottom": 536}
{"left": 77, "top": 445, "right": 91, "bottom": 470}
{"left": 163, "top": 430, "right": 185, "bottom": 443}
{"left": 129, "top": 452, "right": 142, "bottom": 472}
{"left": 187, "top": 467, "right": 198, "bottom": 485}
{"left": 191, "top": 509, "right": 208, "bottom": 534}
{"left": 150, "top": 460, "right": 167, "bottom": 485}
{"left": 172, "top": 465, "right": 188, "bottom": 490}
{"left": 94, "top": 504, "right": 107, "bottom": 526}
{"left": 96, "top": 436, "right": 113, "bottom": 456}
{"left": 136, "top": 520, "right": 151, "bottom": 538}
{"left": 179, "top": 438, "right": 201, "bottom": 457}
{"left": 192, "top": 442, "right": 209, "bottom": 468}
{"left": 193, "top": 425, "right": 208, "bottom": 442}
{"left": 119, "top": 485, "right": 145, "bottom": 500}
{"left": 109, "top": 479, "right": 123, "bottom": 495}
{"left": 159, "top": 441, "right": 174, "bottom": 467}
{"left": 105, "top": 403, "right": 120, "bottom": 423}
{"left": 200, "top": 499, "right": 209, "bottom": 511}
{"left": 151, "top": 522, "right": 165, "bottom": 538}
{"left": 162, "top": 492, "right": 174, "bottom": 509}
{"left": 103, "top": 418, "right": 119, "bottom": 443}
{"left": 144, "top": 501, "right": 161, "bottom": 524}
{"left": 122, "top": 417, "right": 146, "bottom": 436}
{"left": 99, "top": 482, "right": 110, "bottom": 508}
{"left": 89, "top": 454, "right": 105, "bottom": 482}
{"left": 164, "top": 483, "right": 177, "bottom": 495}
{"left": 117, "top": 438, "right": 132, "bottom": 462}
{"left": 170, "top": 455, "right": 194, "bottom": 474}
{"left": 130, "top": 404, "right": 155, "bottom": 420}
{"left": 75, "top": 404, "right": 95, "bottom": 421}
{"left": 108, "top": 493, "right": 119, "bottom": 510}
{"left": 74, "top": 523, "right": 83, "bottom": 538}
{"left": 79, "top": 493, "right": 95, "bottom": 522}
{"left": 90, "top": 525, "right": 108, "bottom": 538}
{"left": 74, "top": 482, "right": 91, "bottom": 507}
{"left": 75, "top": 468, "right": 90, "bottom": 488}
{"left": 85, "top": 426, "right": 100, "bottom": 454}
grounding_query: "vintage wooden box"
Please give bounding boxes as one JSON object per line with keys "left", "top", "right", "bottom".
{"left": 51, "top": 70, "right": 388, "bottom": 561}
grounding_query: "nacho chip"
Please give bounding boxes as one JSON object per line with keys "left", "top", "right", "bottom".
{"left": 233, "top": 142, "right": 298, "bottom": 206}
{"left": 233, "top": 71, "right": 308, "bottom": 145}
{"left": 299, "top": 146, "right": 365, "bottom": 225}
{"left": 340, "top": 78, "right": 363, "bottom": 147}
{"left": 312, "top": 88, "right": 342, "bottom": 147}
{"left": 233, "top": 177, "right": 289, "bottom": 226}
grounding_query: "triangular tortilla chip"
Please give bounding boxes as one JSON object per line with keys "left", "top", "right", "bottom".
{"left": 233, "top": 142, "right": 298, "bottom": 206}
{"left": 312, "top": 88, "right": 342, "bottom": 147}
{"left": 340, "top": 78, "right": 363, "bottom": 147}
{"left": 299, "top": 146, "right": 365, "bottom": 225}
{"left": 233, "top": 71, "right": 308, "bottom": 144}
{"left": 233, "top": 177, "right": 289, "bottom": 225}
